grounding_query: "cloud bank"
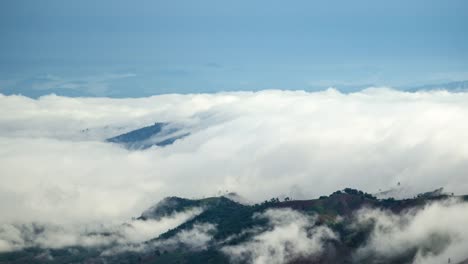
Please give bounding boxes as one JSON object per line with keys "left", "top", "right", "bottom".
{"left": 1, "top": 88, "right": 468, "bottom": 236}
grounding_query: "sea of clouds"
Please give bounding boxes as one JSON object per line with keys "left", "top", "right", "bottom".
{"left": 1, "top": 88, "right": 468, "bottom": 261}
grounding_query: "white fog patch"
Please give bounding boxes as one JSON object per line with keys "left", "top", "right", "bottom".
{"left": 222, "top": 209, "right": 337, "bottom": 264}
{"left": 157, "top": 223, "right": 216, "bottom": 250}
{"left": 118, "top": 207, "right": 203, "bottom": 244}
{"left": 354, "top": 199, "right": 468, "bottom": 264}
{"left": 1, "top": 88, "right": 468, "bottom": 248}
{"left": 102, "top": 222, "right": 216, "bottom": 256}
{"left": 0, "top": 208, "right": 202, "bottom": 253}
{"left": 169, "top": 223, "right": 216, "bottom": 250}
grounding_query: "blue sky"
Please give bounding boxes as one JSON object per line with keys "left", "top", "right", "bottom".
{"left": 1, "top": 0, "right": 467, "bottom": 97}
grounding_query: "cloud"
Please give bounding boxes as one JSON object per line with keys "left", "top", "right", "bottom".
{"left": 0, "top": 88, "right": 468, "bottom": 253}
{"left": 222, "top": 209, "right": 337, "bottom": 264}
{"left": 353, "top": 199, "right": 468, "bottom": 264}
{"left": 0, "top": 208, "right": 202, "bottom": 253}
{"left": 102, "top": 221, "right": 215, "bottom": 256}
{"left": 157, "top": 222, "right": 216, "bottom": 250}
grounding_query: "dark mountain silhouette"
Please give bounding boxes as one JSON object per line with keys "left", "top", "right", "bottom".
{"left": 106, "top": 122, "right": 189, "bottom": 150}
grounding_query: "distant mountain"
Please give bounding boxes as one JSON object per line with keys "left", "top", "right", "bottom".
{"left": 406, "top": 80, "right": 468, "bottom": 92}
{"left": 307, "top": 80, "right": 468, "bottom": 94}
{"left": 2, "top": 188, "right": 466, "bottom": 264}
{"left": 106, "top": 122, "right": 189, "bottom": 150}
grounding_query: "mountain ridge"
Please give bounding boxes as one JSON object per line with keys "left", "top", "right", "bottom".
{"left": 1, "top": 188, "right": 466, "bottom": 264}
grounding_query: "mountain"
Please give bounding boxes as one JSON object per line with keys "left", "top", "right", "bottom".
{"left": 106, "top": 122, "right": 189, "bottom": 150}
{"left": 1, "top": 188, "right": 467, "bottom": 264}
{"left": 406, "top": 80, "right": 468, "bottom": 92}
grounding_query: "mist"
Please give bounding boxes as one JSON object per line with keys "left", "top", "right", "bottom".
{"left": 354, "top": 199, "right": 468, "bottom": 263}
{"left": 1, "top": 88, "right": 468, "bottom": 235}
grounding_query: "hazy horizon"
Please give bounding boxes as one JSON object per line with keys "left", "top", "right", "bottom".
{"left": 1, "top": 0, "right": 468, "bottom": 97}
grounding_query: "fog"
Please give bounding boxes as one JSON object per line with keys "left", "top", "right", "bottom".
{"left": 0, "top": 208, "right": 202, "bottom": 253}
{"left": 354, "top": 199, "right": 468, "bottom": 264}
{"left": 222, "top": 209, "right": 336, "bottom": 264}
{"left": 1, "top": 88, "right": 467, "bottom": 245}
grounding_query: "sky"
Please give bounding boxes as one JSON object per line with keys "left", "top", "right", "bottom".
{"left": 1, "top": 2, "right": 468, "bottom": 261}
{"left": 1, "top": 0, "right": 468, "bottom": 97}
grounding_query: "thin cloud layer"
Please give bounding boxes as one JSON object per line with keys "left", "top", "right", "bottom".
{"left": 1, "top": 88, "right": 468, "bottom": 231}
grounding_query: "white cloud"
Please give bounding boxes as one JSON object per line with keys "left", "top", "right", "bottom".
{"left": 102, "top": 221, "right": 215, "bottom": 256}
{"left": 222, "top": 209, "right": 337, "bottom": 264}
{"left": 157, "top": 222, "right": 216, "bottom": 250}
{"left": 0, "top": 88, "right": 468, "bottom": 253}
{"left": 0, "top": 208, "right": 202, "bottom": 253}
{"left": 170, "top": 223, "right": 216, "bottom": 249}
{"left": 354, "top": 199, "right": 468, "bottom": 264}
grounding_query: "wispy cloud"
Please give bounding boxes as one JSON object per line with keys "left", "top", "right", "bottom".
{"left": 1, "top": 73, "right": 137, "bottom": 97}
{"left": 0, "top": 208, "right": 202, "bottom": 253}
